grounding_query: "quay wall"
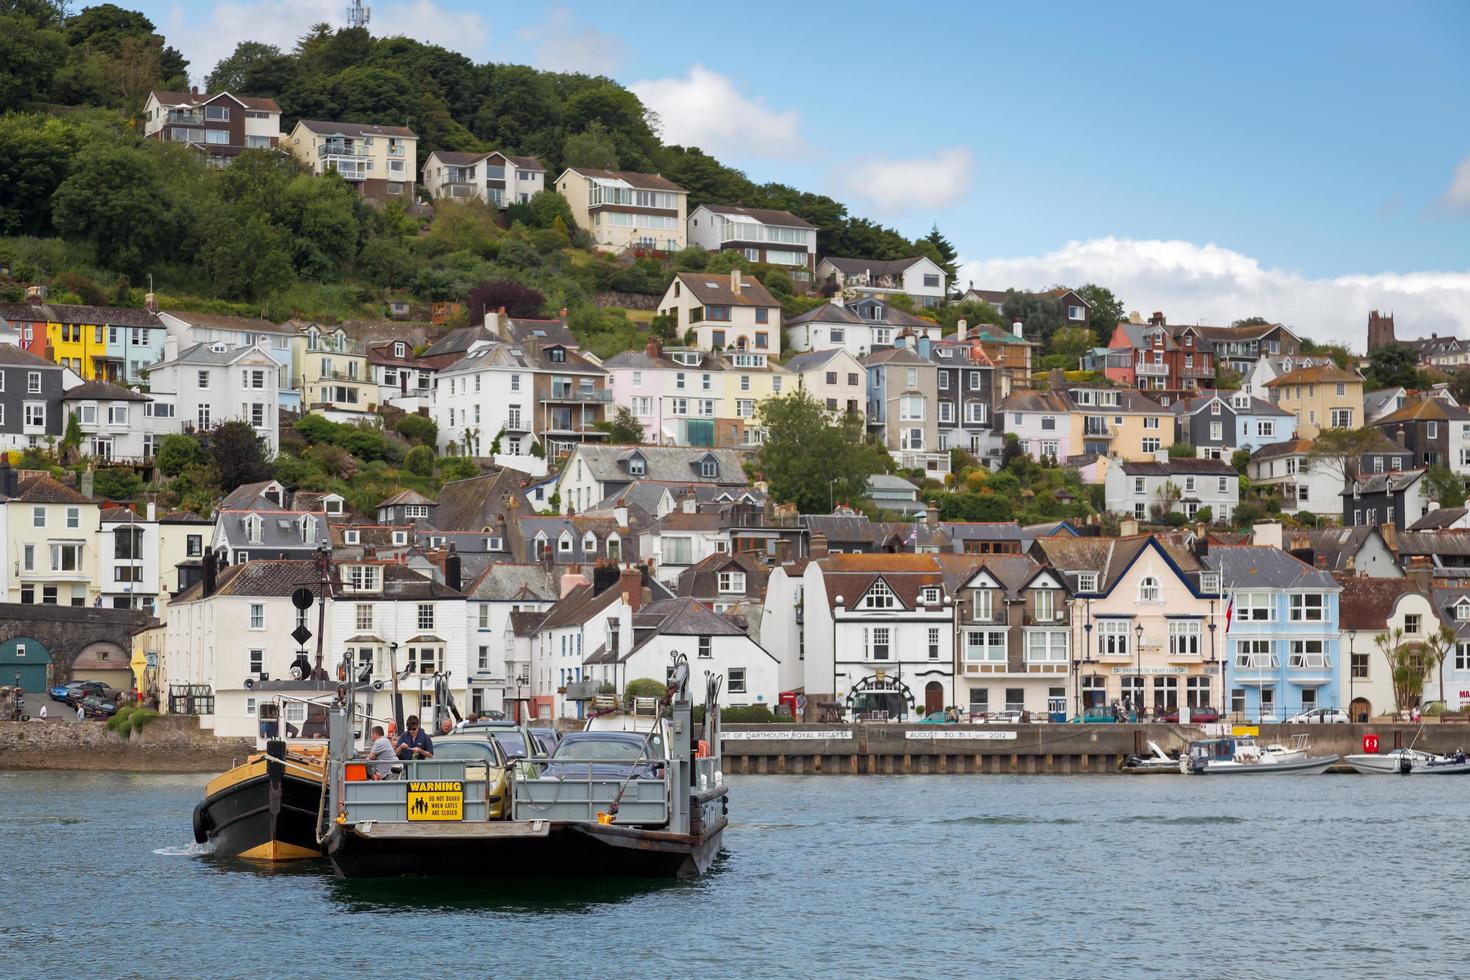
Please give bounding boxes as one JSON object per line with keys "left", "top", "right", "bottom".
{"left": 0, "top": 716, "right": 255, "bottom": 772}
{"left": 714, "top": 723, "right": 1470, "bottom": 775}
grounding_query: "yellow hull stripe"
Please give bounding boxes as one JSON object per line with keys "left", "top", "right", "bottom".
{"left": 204, "top": 755, "right": 324, "bottom": 799}
{"left": 236, "top": 839, "right": 322, "bottom": 861}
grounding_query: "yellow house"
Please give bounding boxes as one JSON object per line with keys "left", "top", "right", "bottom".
{"left": 555, "top": 167, "right": 688, "bottom": 253}
{"left": 289, "top": 322, "right": 375, "bottom": 416}
{"left": 3, "top": 471, "right": 101, "bottom": 607}
{"left": 284, "top": 120, "right": 418, "bottom": 201}
{"left": 1065, "top": 386, "right": 1175, "bottom": 461}
{"left": 1264, "top": 364, "right": 1364, "bottom": 439}
{"left": 718, "top": 351, "right": 790, "bottom": 447}
{"left": 158, "top": 510, "right": 212, "bottom": 595}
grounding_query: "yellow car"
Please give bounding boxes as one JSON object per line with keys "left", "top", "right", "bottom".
{"left": 428, "top": 734, "right": 513, "bottom": 819}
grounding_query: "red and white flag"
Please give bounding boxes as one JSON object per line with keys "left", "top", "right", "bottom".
{"left": 1223, "top": 595, "right": 1235, "bottom": 634}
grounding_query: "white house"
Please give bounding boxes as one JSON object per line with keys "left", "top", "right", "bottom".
{"left": 1105, "top": 455, "right": 1239, "bottom": 522}
{"left": 147, "top": 339, "right": 281, "bottom": 454}
{"left": 421, "top": 150, "right": 545, "bottom": 206}
{"left": 816, "top": 256, "right": 948, "bottom": 308}
{"left": 685, "top": 205, "right": 816, "bottom": 275}
{"left": 62, "top": 380, "right": 172, "bottom": 463}
{"left": 99, "top": 504, "right": 160, "bottom": 613}
{"left": 553, "top": 444, "right": 749, "bottom": 516}
{"left": 783, "top": 297, "right": 942, "bottom": 359}
{"left": 657, "top": 270, "right": 782, "bottom": 356}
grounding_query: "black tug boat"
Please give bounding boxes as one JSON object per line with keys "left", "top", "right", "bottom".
{"left": 193, "top": 739, "right": 326, "bottom": 861}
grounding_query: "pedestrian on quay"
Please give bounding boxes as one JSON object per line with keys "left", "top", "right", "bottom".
{"left": 76, "top": 704, "right": 85, "bottom": 722}
{"left": 38, "top": 704, "right": 47, "bottom": 721}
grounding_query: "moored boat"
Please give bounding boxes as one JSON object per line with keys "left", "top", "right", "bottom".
{"left": 1124, "top": 741, "right": 1180, "bottom": 773}
{"left": 1181, "top": 734, "right": 1338, "bottom": 775}
{"left": 193, "top": 739, "right": 326, "bottom": 860}
{"left": 1344, "top": 748, "right": 1470, "bottom": 775}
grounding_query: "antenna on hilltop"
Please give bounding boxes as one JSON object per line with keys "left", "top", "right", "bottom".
{"left": 347, "top": 0, "right": 371, "bottom": 29}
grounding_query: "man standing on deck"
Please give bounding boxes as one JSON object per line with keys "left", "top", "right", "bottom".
{"left": 367, "top": 725, "right": 397, "bottom": 778}
{"left": 396, "top": 715, "right": 433, "bottom": 760}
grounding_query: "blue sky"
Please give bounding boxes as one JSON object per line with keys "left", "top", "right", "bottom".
{"left": 141, "top": 0, "right": 1470, "bottom": 339}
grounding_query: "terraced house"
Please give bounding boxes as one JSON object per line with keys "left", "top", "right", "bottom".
{"left": 1, "top": 470, "right": 101, "bottom": 608}
{"left": 289, "top": 322, "right": 375, "bottom": 420}
{"left": 1, "top": 295, "right": 165, "bottom": 383}
{"left": 0, "top": 346, "right": 66, "bottom": 451}
{"left": 783, "top": 296, "right": 942, "bottom": 361}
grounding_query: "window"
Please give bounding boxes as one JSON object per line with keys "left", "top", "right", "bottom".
{"left": 1169, "top": 620, "right": 1202, "bottom": 656}
{"left": 928, "top": 627, "right": 941, "bottom": 660}
{"left": 27, "top": 371, "right": 40, "bottom": 393}
{"left": 31, "top": 506, "right": 45, "bottom": 529}
{"left": 22, "top": 544, "right": 33, "bottom": 571}
{"left": 866, "top": 627, "right": 891, "bottom": 660}
{"left": 727, "top": 668, "right": 747, "bottom": 695}
{"left": 197, "top": 370, "right": 210, "bottom": 389}
{"left": 249, "top": 603, "right": 265, "bottom": 629}
{"left": 417, "top": 604, "right": 435, "bottom": 630}
{"left": 1234, "top": 639, "right": 1277, "bottom": 670}
{"left": 1033, "top": 589, "right": 1057, "bottom": 622}
{"left": 1026, "top": 630, "right": 1069, "bottom": 664}
{"left": 249, "top": 649, "right": 264, "bottom": 676}
{"left": 347, "top": 565, "right": 380, "bottom": 591}
{"left": 972, "top": 588, "right": 994, "bottom": 621}
{"left": 1097, "top": 620, "right": 1130, "bottom": 656}
{"left": 965, "top": 630, "right": 1006, "bottom": 663}
{"left": 1076, "top": 572, "right": 1099, "bottom": 593}
{"left": 1141, "top": 437, "right": 1161, "bottom": 453}
{"left": 356, "top": 604, "right": 373, "bottom": 630}
{"left": 1143, "top": 417, "right": 1160, "bottom": 430}
{"left": 862, "top": 580, "right": 897, "bottom": 609}
{"left": 1404, "top": 613, "right": 1422, "bottom": 635}
{"left": 718, "top": 571, "right": 746, "bottom": 594}
{"left": 49, "top": 543, "right": 81, "bottom": 571}
{"left": 1288, "top": 640, "right": 1329, "bottom": 670}
{"left": 1138, "top": 576, "right": 1160, "bottom": 603}
{"left": 1331, "top": 408, "right": 1353, "bottom": 428}
{"left": 24, "top": 403, "right": 44, "bottom": 428}
{"left": 1289, "top": 593, "right": 1325, "bottom": 622}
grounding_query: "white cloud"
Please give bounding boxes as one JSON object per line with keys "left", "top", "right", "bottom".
{"left": 840, "top": 148, "right": 974, "bottom": 213}
{"left": 163, "top": 0, "right": 492, "bottom": 86}
{"left": 956, "top": 237, "right": 1470, "bottom": 344}
{"left": 522, "top": 8, "right": 624, "bottom": 76}
{"left": 1443, "top": 156, "right": 1470, "bottom": 211}
{"left": 630, "top": 65, "right": 803, "bottom": 159}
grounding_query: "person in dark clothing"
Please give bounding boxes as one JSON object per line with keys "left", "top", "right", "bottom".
{"left": 396, "top": 715, "right": 434, "bottom": 759}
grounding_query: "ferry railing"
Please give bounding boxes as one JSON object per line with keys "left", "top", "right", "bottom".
{"left": 339, "top": 758, "right": 503, "bottom": 824}
{"left": 512, "top": 761, "right": 671, "bottom": 826}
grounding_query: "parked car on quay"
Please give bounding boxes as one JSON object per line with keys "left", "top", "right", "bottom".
{"left": 78, "top": 694, "right": 118, "bottom": 718}
{"left": 1286, "top": 707, "right": 1349, "bottom": 724}
{"left": 528, "top": 727, "right": 563, "bottom": 755}
{"left": 1160, "top": 706, "right": 1222, "bottom": 724}
{"left": 50, "top": 681, "right": 113, "bottom": 705}
{"left": 1075, "top": 705, "right": 1121, "bottom": 723}
{"left": 458, "top": 720, "right": 543, "bottom": 761}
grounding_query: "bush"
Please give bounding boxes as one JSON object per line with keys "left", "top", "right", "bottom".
{"left": 155, "top": 434, "right": 208, "bottom": 477}
{"left": 394, "top": 414, "right": 437, "bottom": 445}
{"left": 1195, "top": 506, "right": 1213, "bottom": 524}
{"left": 623, "top": 677, "right": 667, "bottom": 709}
{"left": 404, "top": 445, "right": 434, "bottom": 476}
{"left": 1161, "top": 511, "right": 1188, "bottom": 527}
{"left": 91, "top": 467, "right": 142, "bottom": 501}
{"left": 105, "top": 706, "right": 158, "bottom": 737}
{"left": 721, "top": 705, "right": 788, "bottom": 724}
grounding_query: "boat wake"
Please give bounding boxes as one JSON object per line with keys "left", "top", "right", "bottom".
{"left": 936, "top": 815, "right": 1081, "bottom": 826}
{"left": 1122, "top": 815, "right": 1247, "bottom": 826}
{"left": 153, "top": 841, "right": 215, "bottom": 857}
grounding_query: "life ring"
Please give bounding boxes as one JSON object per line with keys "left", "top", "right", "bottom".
{"left": 192, "top": 802, "right": 211, "bottom": 844}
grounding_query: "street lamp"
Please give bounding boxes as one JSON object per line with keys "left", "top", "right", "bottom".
{"left": 1079, "top": 618, "right": 1094, "bottom": 717}
{"left": 1208, "top": 617, "right": 1219, "bottom": 719}
{"left": 1134, "top": 622, "right": 1144, "bottom": 722}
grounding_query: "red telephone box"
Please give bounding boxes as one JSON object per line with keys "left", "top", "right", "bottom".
{"left": 778, "top": 690, "right": 801, "bottom": 721}
{"left": 1363, "top": 733, "right": 1379, "bottom": 754}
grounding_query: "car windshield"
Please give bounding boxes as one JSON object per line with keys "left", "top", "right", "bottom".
{"left": 491, "top": 733, "right": 527, "bottom": 758}
{"left": 554, "top": 738, "right": 646, "bottom": 762}
{"left": 433, "top": 742, "right": 499, "bottom": 764}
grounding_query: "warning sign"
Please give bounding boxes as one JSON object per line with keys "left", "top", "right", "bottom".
{"left": 406, "top": 780, "right": 464, "bottom": 821}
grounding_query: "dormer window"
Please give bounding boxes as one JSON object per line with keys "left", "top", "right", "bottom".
{"left": 301, "top": 518, "right": 316, "bottom": 545}
{"left": 345, "top": 530, "right": 360, "bottom": 545}
{"left": 628, "top": 456, "right": 646, "bottom": 477}
{"left": 244, "top": 515, "right": 262, "bottom": 543}
{"left": 486, "top": 536, "right": 503, "bottom": 550}
{"left": 862, "top": 579, "right": 898, "bottom": 609}
{"left": 582, "top": 532, "right": 597, "bottom": 555}
{"left": 699, "top": 457, "right": 717, "bottom": 479}
{"left": 1200, "top": 573, "right": 1220, "bottom": 595}
{"left": 1138, "top": 575, "right": 1161, "bottom": 603}
{"left": 1456, "top": 599, "right": 1470, "bottom": 622}
{"left": 547, "top": 346, "right": 566, "bottom": 363}
{"left": 922, "top": 587, "right": 941, "bottom": 605}
{"left": 558, "top": 532, "right": 573, "bottom": 554}
{"left": 392, "top": 530, "right": 407, "bottom": 546}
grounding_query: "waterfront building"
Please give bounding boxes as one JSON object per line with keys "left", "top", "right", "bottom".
{"left": 1036, "top": 534, "right": 1223, "bottom": 716}
{"left": 1208, "top": 543, "right": 1342, "bottom": 721}
{"left": 927, "top": 337, "right": 1001, "bottom": 459}
{"left": 0, "top": 296, "right": 165, "bottom": 384}
{"left": 462, "top": 563, "right": 559, "bottom": 717}
{"left": 1336, "top": 575, "right": 1436, "bottom": 722}
{"left": 637, "top": 493, "right": 730, "bottom": 588}
{"left": 420, "top": 150, "right": 545, "bottom": 206}
{"left": 0, "top": 345, "right": 67, "bottom": 451}
{"left": 209, "top": 481, "right": 329, "bottom": 564}
{"left": 0, "top": 470, "right": 102, "bottom": 608}
{"left": 99, "top": 503, "right": 160, "bottom": 613}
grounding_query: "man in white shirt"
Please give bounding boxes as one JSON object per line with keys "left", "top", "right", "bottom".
{"left": 366, "top": 725, "right": 397, "bottom": 778}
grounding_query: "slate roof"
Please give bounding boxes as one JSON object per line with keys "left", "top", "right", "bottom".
{"left": 1289, "top": 527, "right": 1383, "bottom": 572}
{"left": 420, "top": 326, "right": 492, "bottom": 360}
{"left": 1431, "top": 587, "right": 1470, "bottom": 638}
{"left": 999, "top": 390, "right": 1071, "bottom": 413}
{"left": 862, "top": 347, "right": 932, "bottom": 367}
{"left": 565, "top": 167, "right": 685, "bottom": 193}
{"left": 440, "top": 340, "right": 605, "bottom": 378}
{"left": 675, "top": 552, "right": 768, "bottom": 601}
{"left": 172, "top": 560, "right": 324, "bottom": 603}
{"left": 432, "top": 470, "right": 533, "bottom": 531}
{"left": 378, "top": 489, "right": 434, "bottom": 508}
{"left": 153, "top": 342, "right": 275, "bottom": 368}
{"left": 218, "top": 481, "right": 285, "bottom": 510}
{"left": 1334, "top": 574, "right": 1424, "bottom": 631}
{"left": 11, "top": 474, "right": 93, "bottom": 505}
{"left": 1171, "top": 390, "right": 1291, "bottom": 418}
{"left": 821, "top": 256, "right": 925, "bottom": 277}
{"left": 1396, "top": 531, "right": 1470, "bottom": 558}
{"left": 783, "top": 301, "right": 935, "bottom": 329}
{"left": 463, "top": 563, "right": 561, "bottom": 602}
{"left": 817, "top": 554, "right": 946, "bottom": 611}
{"left": 297, "top": 119, "right": 416, "bottom": 139}
{"left": 0, "top": 345, "right": 64, "bottom": 368}
{"left": 698, "top": 204, "right": 813, "bottom": 228}
{"left": 499, "top": 317, "right": 577, "bottom": 348}
{"left": 571, "top": 445, "right": 748, "bottom": 486}
{"left": 1204, "top": 545, "right": 1339, "bottom": 590}
{"left": 1410, "top": 508, "right": 1469, "bottom": 531}
{"left": 1118, "top": 458, "right": 1238, "bottom": 477}
{"left": 1345, "top": 468, "right": 1425, "bottom": 496}
{"left": 150, "top": 89, "right": 280, "bottom": 111}
{"left": 1034, "top": 534, "right": 1204, "bottom": 594}
{"left": 784, "top": 349, "right": 849, "bottom": 373}
{"left": 1264, "top": 364, "right": 1362, "bottom": 387}
{"left": 62, "top": 380, "right": 149, "bottom": 402}
{"left": 217, "top": 510, "right": 329, "bottom": 550}
{"left": 161, "top": 310, "right": 290, "bottom": 334}
{"left": 672, "top": 271, "right": 779, "bottom": 309}
{"left": 1375, "top": 397, "right": 1470, "bottom": 425}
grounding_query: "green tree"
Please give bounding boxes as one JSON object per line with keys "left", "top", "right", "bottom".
{"left": 1366, "top": 342, "right": 1425, "bottom": 390}
{"left": 753, "top": 390, "right": 887, "bottom": 513}
{"left": 404, "top": 444, "right": 434, "bottom": 476}
{"left": 562, "top": 120, "right": 620, "bottom": 170}
{"left": 394, "top": 414, "right": 437, "bottom": 445}
{"left": 920, "top": 224, "right": 958, "bottom": 287}
{"left": 599, "top": 405, "right": 644, "bottom": 445}
{"left": 51, "top": 145, "right": 180, "bottom": 276}
{"left": 1306, "top": 427, "right": 1384, "bottom": 489}
{"left": 156, "top": 434, "right": 208, "bottom": 476}
{"left": 0, "top": 9, "right": 66, "bottom": 108}
{"left": 206, "top": 40, "right": 285, "bottom": 90}
{"left": 1049, "top": 325, "right": 1093, "bottom": 364}
{"left": 59, "top": 411, "right": 82, "bottom": 463}
{"left": 1424, "top": 624, "right": 1457, "bottom": 708}
{"left": 1423, "top": 465, "right": 1467, "bottom": 509}
{"left": 207, "top": 420, "right": 273, "bottom": 490}
{"left": 1001, "top": 291, "right": 1065, "bottom": 350}
{"left": 1074, "top": 283, "right": 1125, "bottom": 345}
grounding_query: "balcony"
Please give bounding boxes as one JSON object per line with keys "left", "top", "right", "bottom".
{"left": 324, "top": 159, "right": 369, "bottom": 181}
{"left": 164, "top": 109, "right": 205, "bottom": 125}
{"left": 439, "top": 182, "right": 477, "bottom": 199}
{"left": 319, "top": 143, "right": 368, "bottom": 158}
{"left": 1083, "top": 418, "right": 1113, "bottom": 438}
{"left": 1135, "top": 361, "right": 1169, "bottom": 377}
{"left": 1023, "top": 612, "right": 1067, "bottom": 626}
{"left": 542, "top": 387, "right": 612, "bottom": 404}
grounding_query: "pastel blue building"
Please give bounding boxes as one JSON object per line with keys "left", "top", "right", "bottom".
{"left": 1208, "top": 546, "right": 1342, "bottom": 721}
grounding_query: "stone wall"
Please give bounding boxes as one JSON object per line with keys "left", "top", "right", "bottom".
{"left": 0, "top": 714, "right": 254, "bottom": 772}
{"left": 0, "top": 603, "right": 152, "bottom": 680}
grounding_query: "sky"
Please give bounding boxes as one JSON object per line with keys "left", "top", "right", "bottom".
{"left": 135, "top": 0, "right": 1470, "bottom": 344}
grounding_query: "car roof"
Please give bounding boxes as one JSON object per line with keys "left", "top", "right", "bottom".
{"left": 561, "top": 731, "right": 647, "bottom": 744}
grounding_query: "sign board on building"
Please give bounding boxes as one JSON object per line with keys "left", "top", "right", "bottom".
{"left": 904, "top": 730, "right": 1018, "bottom": 741}
{"left": 720, "top": 730, "right": 854, "bottom": 742}
{"left": 1110, "top": 666, "right": 1188, "bottom": 675}
{"left": 406, "top": 780, "right": 463, "bottom": 821}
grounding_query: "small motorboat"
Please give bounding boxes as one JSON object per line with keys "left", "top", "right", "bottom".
{"left": 1344, "top": 748, "right": 1470, "bottom": 775}
{"left": 1181, "top": 735, "right": 1337, "bottom": 775}
{"left": 1124, "top": 741, "right": 1180, "bottom": 773}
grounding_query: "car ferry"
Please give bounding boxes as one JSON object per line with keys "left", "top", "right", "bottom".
{"left": 321, "top": 653, "right": 728, "bottom": 878}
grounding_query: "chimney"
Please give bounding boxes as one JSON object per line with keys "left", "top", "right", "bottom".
{"left": 560, "top": 564, "right": 588, "bottom": 598}
{"left": 893, "top": 331, "right": 908, "bottom": 350}
{"left": 146, "top": 501, "right": 156, "bottom": 521}
{"left": 190, "top": 85, "right": 198, "bottom": 96}
{"left": 1153, "top": 449, "right": 1169, "bottom": 464}
{"left": 730, "top": 268, "right": 742, "bottom": 295}
{"left": 916, "top": 334, "right": 932, "bottom": 359}
{"left": 1380, "top": 522, "right": 1397, "bottom": 555}
{"left": 1012, "top": 320, "right": 1024, "bottom": 339}
{"left": 956, "top": 319, "right": 967, "bottom": 342}
{"left": 144, "top": 291, "right": 157, "bottom": 314}
{"left": 202, "top": 549, "right": 218, "bottom": 598}
{"left": 645, "top": 335, "right": 661, "bottom": 360}
{"left": 1395, "top": 426, "right": 1406, "bottom": 446}
{"left": 163, "top": 335, "right": 178, "bottom": 363}
{"left": 619, "top": 566, "right": 643, "bottom": 612}
{"left": 681, "top": 488, "right": 697, "bottom": 514}
{"left": 443, "top": 552, "right": 462, "bottom": 593}
{"left": 0, "top": 457, "right": 12, "bottom": 498}
{"left": 1315, "top": 555, "right": 1328, "bottom": 569}
{"left": 926, "top": 501, "right": 939, "bottom": 527}
{"left": 1149, "top": 311, "right": 1166, "bottom": 327}
{"left": 1252, "top": 520, "right": 1284, "bottom": 550}
{"left": 809, "top": 531, "right": 829, "bottom": 559}
{"left": 80, "top": 466, "right": 94, "bottom": 500}
{"left": 1119, "top": 517, "right": 1139, "bottom": 537}
{"left": 25, "top": 285, "right": 42, "bottom": 305}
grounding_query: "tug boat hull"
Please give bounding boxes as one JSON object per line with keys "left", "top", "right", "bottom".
{"left": 196, "top": 742, "right": 325, "bottom": 861}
